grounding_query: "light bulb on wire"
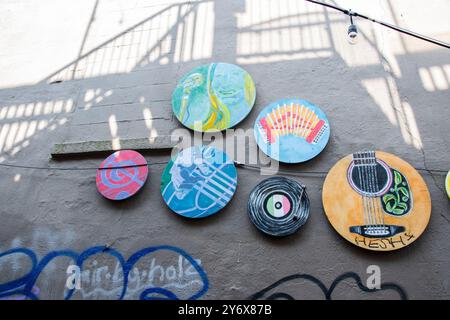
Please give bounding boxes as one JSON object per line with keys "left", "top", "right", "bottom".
{"left": 347, "top": 11, "right": 359, "bottom": 45}
{"left": 304, "top": 0, "right": 449, "bottom": 49}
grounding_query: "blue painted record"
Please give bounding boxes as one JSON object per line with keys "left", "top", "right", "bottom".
{"left": 254, "top": 99, "right": 330, "bottom": 163}
{"left": 161, "top": 146, "right": 238, "bottom": 218}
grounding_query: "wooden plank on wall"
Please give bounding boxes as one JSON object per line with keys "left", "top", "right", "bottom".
{"left": 51, "top": 136, "right": 178, "bottom": 157}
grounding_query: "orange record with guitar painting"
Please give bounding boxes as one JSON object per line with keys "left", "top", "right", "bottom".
{"left": 322, "top": 150, "right": 431, "bottom": 251}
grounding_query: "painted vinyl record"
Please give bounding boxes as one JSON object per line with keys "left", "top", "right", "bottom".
{"left": 446, "top": 170, "right": 450, "bottom": 198}
{"left": 322, "top": 150, "right": 431, "bottom": 251}
{"left": 172, "top": 62, "right": 256, "bottom": 132}
{"left": 161, "top": 146, "right": 237, "bottom": 218}
{"left": 254, "top": 98, "right": 330, "bottom": 163}
{"left": 96, "top": 150, "right": 148, "bottom": 200}
{"left": 248, "top": 177, "right": 310, "bottom": 236}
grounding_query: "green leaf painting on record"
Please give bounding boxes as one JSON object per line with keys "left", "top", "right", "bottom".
{"left": 381, "top": 169, "right": 412, "bottom": 216}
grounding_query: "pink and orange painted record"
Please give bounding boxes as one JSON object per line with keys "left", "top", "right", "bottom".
{"left": 96, "top": 150, "right": 148, "bottom": 200}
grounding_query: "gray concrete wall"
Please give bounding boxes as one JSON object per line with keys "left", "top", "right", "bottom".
{"left": 0, "top": 0, "right": 449, "bottom": 299}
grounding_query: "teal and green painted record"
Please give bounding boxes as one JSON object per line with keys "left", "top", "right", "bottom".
{"left": 172, "top": 63, "right": 256, "bottom": 132}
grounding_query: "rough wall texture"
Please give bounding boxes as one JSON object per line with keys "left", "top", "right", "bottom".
{"left": 0, "top": 0, "right": 449, "bottom": 300}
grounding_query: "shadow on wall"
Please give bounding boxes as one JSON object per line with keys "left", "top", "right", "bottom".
{"left": 0, "top": 0, "right": 447, "bottom": 169}
{"left": 0, "top": 0, "right": 448, "bottom": 162}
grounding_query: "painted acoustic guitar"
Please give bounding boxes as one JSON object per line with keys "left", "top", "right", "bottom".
{"left": 322, "top": 151, "right": 431, "bottom": 251}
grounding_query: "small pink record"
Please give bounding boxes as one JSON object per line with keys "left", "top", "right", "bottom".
{"left": 96, "top": 150, "right": 148, "bottom": 200}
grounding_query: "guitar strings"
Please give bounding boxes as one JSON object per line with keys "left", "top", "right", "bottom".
{"left": 372, "top": 153, "right": 382, "bottom": 226}
{"left": 356, "top": 150, "right": 389, "bottom": 231}
{"left": 372, "top": 151, "right": 385, "bottom": 226}
{"left": 366, "top": 151, "right": 378, "bottom": 226}
{"left": 360, "top": 152, "right": 372, "bottom": 226}
{"left": 361, "top": 152, "right": 375, "bottom": 226}
{"left": 356, "top": 152, "right": 370, "bottom": 227}
{"left": 367, "top": 151, "right": 380, "bottom": 226}
{"left": 367, "top": 153, "right": 378, "bottom": 226}
{"left": 370, "top": 150, "right": 385, "bottom": 227}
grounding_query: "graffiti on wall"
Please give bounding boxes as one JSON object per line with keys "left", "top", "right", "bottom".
{"left": 0, "top": 245, "right": 208, "bottom": 300}
{"left": 248, "top": 272, "right": 407, "bottom": 300}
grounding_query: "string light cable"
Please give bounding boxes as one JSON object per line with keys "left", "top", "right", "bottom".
{"left": 304, "top": 0, "right": 450, "bottom": 49}
{"left": 0, "top": 159, "right": 446, "bottom": 177}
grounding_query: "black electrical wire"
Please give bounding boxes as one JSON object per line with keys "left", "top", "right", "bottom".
{"left": 235, "top": 162, "right": 328, "bottom": 177}
{"left": 0, "top": 159, "right": 446, "bottom": 176}
{"left": 234, "top": 162, "right": 448, "bottom": 177}
{"left": 247, "top": 176, "right": 310, "bottom": 237}
{"left": 305, "top": 0, "right": 347, "bottom": 14}
{"left": 304, "top": 0, "right": 450, "bottom": 49}
{"left": 0, "top": 161, "right": 169, "bottom": 171}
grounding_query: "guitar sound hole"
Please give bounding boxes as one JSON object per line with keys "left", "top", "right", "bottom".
{"left": 349, "top": 161, "right": 390, "bottom": 197}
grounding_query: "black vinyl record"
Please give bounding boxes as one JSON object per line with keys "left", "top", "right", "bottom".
{"left": 247, "top": 176, "right": 310, "bottom": 236}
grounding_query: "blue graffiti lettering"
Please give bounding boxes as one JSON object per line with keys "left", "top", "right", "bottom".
{"left": 0, "top": 245, "right": 208, "bottom": 300}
